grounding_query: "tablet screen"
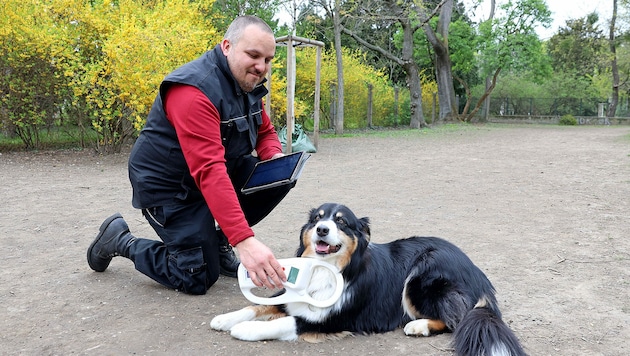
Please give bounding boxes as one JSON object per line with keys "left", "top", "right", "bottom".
{"left": 242, "top": 152, "right": 303, "bottom": 190}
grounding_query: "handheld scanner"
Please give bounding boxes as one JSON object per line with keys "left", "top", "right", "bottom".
{"left": 238, "top": 258, "right": 344, "bottom": 308}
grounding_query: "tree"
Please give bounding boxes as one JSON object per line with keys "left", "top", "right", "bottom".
{"left": 547, "top": 13, "right": 606, "bottom": 77}
{"left": 211, "top": 0, "right": 282, "bottom": 32}
{"left": 294, "top": 47, "right": 408, "bottom": 129}
{"left": 421, "top": 0, "right": 458, "bottom": 121}
{"left": 607, "top": 0, "right": 620, "bottom": 117}
{"left": 460, "top": 0, "right": 551, "bottom": 121}
{"left": 482, "top": 0, "right": 496, "bottom": 121}
{"left": 315, "top": 0, "right": 347, "bottom": 134}
{"left": 341, "top": 0, "right": 443, "bottom": 128}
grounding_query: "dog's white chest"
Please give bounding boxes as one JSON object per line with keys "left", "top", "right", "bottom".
{"left": 284, "top": 265, "right": 345, "bottom": 321}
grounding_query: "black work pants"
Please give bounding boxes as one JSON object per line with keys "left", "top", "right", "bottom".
{"left": 128, "top": 155, "right": 294, "bottom": 295}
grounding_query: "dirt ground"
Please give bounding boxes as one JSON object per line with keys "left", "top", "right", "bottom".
{"left": 1, "top": 124, "right": 629, "bottom": 355}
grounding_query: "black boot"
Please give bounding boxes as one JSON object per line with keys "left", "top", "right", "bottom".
{"left": 87, "top": 213, "right": 136, "bottom": 272}
{"left": 217, "top": 230, "right": 239, "bottom": 278}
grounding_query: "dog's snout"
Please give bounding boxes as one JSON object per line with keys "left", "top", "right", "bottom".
{"left": 316, "top": 225, "right": 329, "bottom": 237}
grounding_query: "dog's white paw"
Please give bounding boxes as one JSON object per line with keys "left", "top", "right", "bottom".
{"left": 210, "top": 308, "right": 256, "bottom": 331}
{"left": 230, "top": 316, "right": 299, "bottom": 341}
{"left": 403, "top": 319, "right": 431, "bottom": 336}
{"left": 230, "top": 320, "right": 268, "bottom": 341}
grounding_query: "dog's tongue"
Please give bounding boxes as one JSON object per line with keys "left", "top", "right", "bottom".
{"left": 316, "top": 241, "right": 331, "bottom": 254}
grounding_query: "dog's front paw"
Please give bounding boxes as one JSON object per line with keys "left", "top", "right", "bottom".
{"left": 230, "top": 316, "right": 299, "bottom": 342}
{"left": 403, "top": 319, "right": 431, "bottom": 336}
{"left": 230, "top": 320, "right": 267, "bottom": 341}
{"left": 211, "top": 308, "right": 256, "bottom": 331}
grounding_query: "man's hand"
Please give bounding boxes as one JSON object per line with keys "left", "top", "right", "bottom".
{"left": 234, "top": 237, "right": 286, "bottom": 289}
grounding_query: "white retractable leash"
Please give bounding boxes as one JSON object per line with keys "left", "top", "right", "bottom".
{"left": 238, "top": 258, "right": 344, "bottom": 308}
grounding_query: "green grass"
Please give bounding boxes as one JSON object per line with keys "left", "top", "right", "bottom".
{"left": 319, "top": 122, "right": 630, "bottom": 140}
{"left": 3, "top": 122, "right": 628, "bottom": 152}
{"left": 0, "top": 126, "right": 97, "bottom": 152}
{"left": 319, "top": 122, "right": 490, "bottom": 139}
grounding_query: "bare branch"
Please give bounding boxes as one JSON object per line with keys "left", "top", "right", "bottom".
{"left": 340, "top": 26, "right": 404, "bottom": 66}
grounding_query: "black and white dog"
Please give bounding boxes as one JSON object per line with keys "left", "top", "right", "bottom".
{"left": 211, "top": 203, "right": 526, "bottom": 355}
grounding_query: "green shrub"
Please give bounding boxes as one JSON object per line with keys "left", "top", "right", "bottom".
{"left": 559, "top": 114, "right": 577, "bottom": 125}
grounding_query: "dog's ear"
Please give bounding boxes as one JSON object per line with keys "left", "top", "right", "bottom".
{"left": 359, "top": 217, "right": 371, "bottom": 241}
{"left": 307, "top": 207, "right": 319, "bottom": 222}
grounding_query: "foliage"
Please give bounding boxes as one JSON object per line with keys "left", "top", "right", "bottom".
{"left": 547, "top": 13, "right": 608, "bottom": 77}
{"left": 0, "top": 0, "right": 68, "bottom": 149}
{"left": 0, "top": 0, "right": 219, "bottom": 152}
{"left": 63, "top": 0, "right": 219, "bottom": 152}
{"left": 210, "top": 0, "right": 281, "bottom": 31}
{"left": 418, "top": 71, "right": 439, "bottom": 123}
{"left": 4, "top": 0, "right": 627, "bottom": 153}
{"left": 470, "top": 71, "right": 605, "bottom": 116}
{"left": 277, "top": 47, "right": 411, "bottom": 130}
{"left": 477, "top": 0, "right": 552, "bottom": 80}
{"left": 448, "top": 18, "right": 482, "bottom": 94}
{"left": 450, "top": 0, "right": 553, "bottom": 120}
{"left": 559, "top": 114, "right": 577, "bottom": 125}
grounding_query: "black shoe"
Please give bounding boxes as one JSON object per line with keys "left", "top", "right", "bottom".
{"left": 217, "top": 230, "right": 239, "bottom": 278}
{"left": 87, "top": 213, "right": 132, "bottom": 272}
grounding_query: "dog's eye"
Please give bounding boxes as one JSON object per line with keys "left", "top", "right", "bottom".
{"left": 335, "top": 216, "right": 346, "bottom": 225}
{"left": 312, "top": 215, "right": 321, "bottom": 222}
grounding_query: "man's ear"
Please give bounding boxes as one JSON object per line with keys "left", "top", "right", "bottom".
{"left": 220, "top": 39, "right": 231, "bottom": 56}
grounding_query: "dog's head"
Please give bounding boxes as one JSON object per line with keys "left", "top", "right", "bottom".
{"left": 297, "top": 203, "right": 370, "bottom": 271}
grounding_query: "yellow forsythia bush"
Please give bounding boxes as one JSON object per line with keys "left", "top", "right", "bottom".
{"left": 282, "top": 47, "right": 415, "bottom": 130}
{"left": 1, "top": 0, "right": 219, "bottom": 152}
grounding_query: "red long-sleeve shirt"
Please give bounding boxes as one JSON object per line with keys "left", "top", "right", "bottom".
{"left": 163, "top": 84, "right": 282, "bottom": 246}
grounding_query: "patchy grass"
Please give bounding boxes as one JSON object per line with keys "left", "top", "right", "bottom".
{"left": 0, "top": 126, "right": 97, "bottom": 152}
{"left": 319, "top": 122, "right": 493, "bottom": 139}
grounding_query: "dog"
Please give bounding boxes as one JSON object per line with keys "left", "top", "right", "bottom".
{"left": 211, "top": 203, "right": 526, "bottom": 355}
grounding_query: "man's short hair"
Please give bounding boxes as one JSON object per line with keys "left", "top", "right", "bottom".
{"left": 224, "top": 15, "right": 273, "bottom": 45}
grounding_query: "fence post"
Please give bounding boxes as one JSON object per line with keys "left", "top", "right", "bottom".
{"left": 367, "top": 83, "right": 373, "bottom": 128}
{"left": 394, "top": 86, "right": 399, "bottom": 126}
{"left": 432, "top": 92, "right": 437, "bottom": 123}
{"left": 329, "top": 83, "right": 336, "bottom": 130}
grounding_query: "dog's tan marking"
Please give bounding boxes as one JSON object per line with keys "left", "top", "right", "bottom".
{"left": 301, "top": 227, "right": 317, "bottom": 257}
{"left": 335, "top": 230, "right": 357, "bottom": 270}
{"left": 403, "top": 318, "right": 448, "bottom": 336}
{"left": 248, "top": 305, "right": 286, "bottom": 320}
{"left": 426, "top": 319, "right": 447, "bottom": 333}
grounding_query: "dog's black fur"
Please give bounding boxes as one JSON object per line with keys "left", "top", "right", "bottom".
{"left": 211, "top": 203, "right": 526, "bottom": 355}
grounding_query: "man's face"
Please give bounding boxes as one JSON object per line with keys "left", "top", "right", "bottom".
{"left": 221, "top": 25, "right": 275, "bottom": 93}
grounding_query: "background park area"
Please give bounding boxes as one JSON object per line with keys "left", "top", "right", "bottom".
{"left": 1, "top": 124, "right": 629, "bottom": 355}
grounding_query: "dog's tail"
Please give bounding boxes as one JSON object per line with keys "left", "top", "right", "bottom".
{"left": 452, "top": 298, "right": 526, "bottom": 356}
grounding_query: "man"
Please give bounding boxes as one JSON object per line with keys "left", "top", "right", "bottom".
{"left": 87, "top": 15, "right": 290, "bottom": 295}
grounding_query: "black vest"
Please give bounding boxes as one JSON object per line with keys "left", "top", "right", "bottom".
{"left": 128, "top": 45, "right": 268, "bottom": 208}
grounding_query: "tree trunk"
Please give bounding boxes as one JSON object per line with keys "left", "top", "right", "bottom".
{"left": 468, "top": 68, "right": 501, "bottom": 119}
{"left": 483, "top": 0, "right": 496, "bottom": 122}
{"left": 338, "top": 0, "right": 429, "bottom": 128}
{"left": 423, "top": 0, "right": 457, "bottom": 121}
{"left": 333, "top": 0, "right": 344, "bottom": 134}
{"left": 392, "top": 4, "right": 424, "bottom": 128}
{"left": 607, "top": 0, "right": 619, "bottom": 118}
{"left": 405, "top": 61, "right": 425, "bottom": 129}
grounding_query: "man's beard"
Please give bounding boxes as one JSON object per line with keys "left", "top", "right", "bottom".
{"left": 239, "top": 80, "right": 257, "bottom": 93}
{"left": 238, "top": 75, "right": 262, "bottom": 93}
